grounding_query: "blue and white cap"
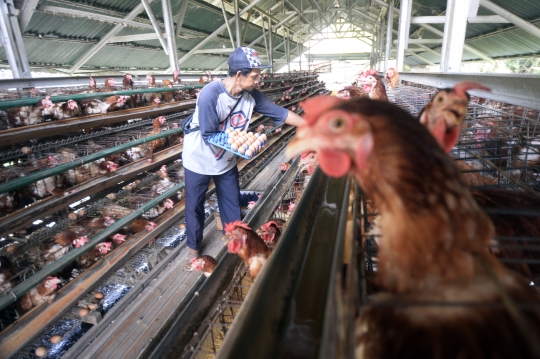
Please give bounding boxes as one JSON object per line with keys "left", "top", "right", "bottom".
{"left": 228, "top": 47, "right": 271, "bottom": 70}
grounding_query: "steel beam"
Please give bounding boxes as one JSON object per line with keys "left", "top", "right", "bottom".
{"left": 17, "top": 0, "right": 39, "bottom": 33}
{"left": 234, "top": 0, "right": 240, "bottom": 46}
{"left": 176, "top": 0, "right": 262, "bottom": 67}
{"left": 400, "top": 72, "right": 540, "bottom": 111}
{"left": 109, "top": 33, "right": 167, "bottom": 43}
{"left": 411, "top": 15, "right": 510, "bottom": 24}
{"left": 0, "top": 0, "right": 31, "bottom": 78}
{"left": 469, "top": 0, "right": 480, "bottom": 17}
{"left": 284, "top": 0, "right": 319, "bottom": 34}
{"left": 68, "top": 1, "right": 149, "bottom": 74}
{"left": 175, "top": 0, "right": 189, "bottom": 39}
{"left": 220, "top": 0, "right": 236, "bottom": 47}
{"left": 480, "top": 0, "right": 540, "bottom": 40}
{"left": 440, "top": 0, "right": 470, "bottom": 72}
{"left": 37, "top": 5, "right": 153, "bottom": 30}
{"left": 141, "top": 0, "right": 168, "bottom": 55}
{"left": 420, "top": 23, "right": 495, "bottom": 64}
{"left": 396, "top": 0, "right": 412, "bottom": 71}
{"left": 162, "top": 0, "right": 178, "bottom": 71}
{"left": 241, "top": 10, "right": 251, "bottom": 45}
{"left": 385, "top": 0, "right": 393, "bottom": 69}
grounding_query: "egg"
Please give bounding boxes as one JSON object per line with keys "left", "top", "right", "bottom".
{"left": 35, "top": 347, "right": 48, "bottom": 357}
{"left": 248, "top": 132, "right": 253, "bottom": 136}
{"left": 238, "top": 146, "right": 245, "bottom": 154}
{"left": 21, "top": 146, "right": 32, "bottom": 155}
{"left": 94, "top": 292, "right": 104, "bottom": 299}
{"left": 50, "top": 335, "right": 63, "bottom": 344}
{"left": 68, "top": 212, "right": 78, "bottom": 221}
{"left": 226, "top": 128, "right": 232, "bottom": 133}
{"left": 179, "top": 223, "right": 186, "bottom": 229}
{"left": 254, "top": 139, "right": 261, "bottom": 147}
{"left": 245, "top": 144, "right": 250, "bottom": 150}
{"left": 249, "top": 145, "right": 255, "bottom": 152}
{"left": 231, "top": 143, "right": 239, "bottom": 151}
{"left": 227, "top": 138, "right": 235, "bottom": 144}
{"left": 87, "top": 303, "right": 98, "bottom": 310}
{"left": 79, "top": 308, "right": 89, "bottom": 317}
{"left": 255, "top": 133, "right": 260, "bottom": 137}
{"left": 246, "top": 149, "right": 253, "bottom": 157}
{"left": 77, "top": 209, "right": 87, "bottom": 217}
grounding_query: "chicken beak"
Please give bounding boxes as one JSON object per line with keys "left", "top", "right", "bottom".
{"left": 286, "top": 129, "right": 315, "bottom": 159}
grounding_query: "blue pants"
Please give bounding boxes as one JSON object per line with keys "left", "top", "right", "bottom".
{"left": 184, "top": 166, "right": 241, "bottom": 251}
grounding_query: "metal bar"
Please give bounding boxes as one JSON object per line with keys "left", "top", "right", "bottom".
{"left": 37, "top": 5, "right": 154, "bottom": 30}
{"left": 109, "top": 32, "right": 167, "bottom": 42}
{"left": 0, "top": 127, "right": 182, "bottom": 195}
{"left": 141, "top": 0, "right": 169, "bottom": 55}
{"left": 177, "top": 0, "right": 262, "bottom": 66}
{"left": 399, "top": 72, "right": 540, "bottom": 111}
{"left": 406, "top": 49, "right": 436, "bottom": 66}
{"left": 0, "top": 180, "right": 185, "bottom": 312}
{"left": 480, "top": 0, "right": 540, "bottom": 40}
{"left": 0, "top": 0, "right": 21, "bottom": 78}
{"left": 419, "top": 23, "right": 495, "bottom": 64}
{"left": 162, "top": 0, "right": 178, "bottom": 71}
{"left": 440, "top": 0, "right": 470, "bottom": 72}
{"left": 241, "top": 10, "right": 251, "bottom": 45}
{"left": 411, "top": 15, "right": 510, "bottom": 24}
{"left": 379, "top": 20, "right": 385, "bottom": 70}
{"left": 385, "top": 0, "right": 393, "bottom": 69}
{"left": 268, "top": 17, "right": 273, "bottom": 72}
{"left": 234, "top": 0, "right": 240, "bottom": 47}
{"left": 415, "top": 42, "right": 441, "bottom": 58}
{"left": 396, "top": 0, "right": 412, "bottom": 71}
{"left": 351, "top": 8, "right": 381, "bottom": 25}
{"left": 284, "top": 0, "right": 319, "bottom": 33}
{"left": 0, "top": 85, "right": 202, "bottom": 109}
{"left": 175, "top": 0, "right": 190, "bottom": 39}
{"left": 17, "top": 0, "right": 39, "bottom": 33}
{"left": 217, "top": 169, "right": 349, "bottom": 359}
{"left": 308, "top": 0, "right": 331, "bottom": 28}
{"left": 220, "top": 0, "right": 236, "bottom": 47}
{"left": 469, "top": 0, "right": 480, "bottom": 17}
{"left": 4, "top": 0, "right": 31, "bottom": 77}
{"left": 68, "top": 1, "right": 149, "bottom": 74}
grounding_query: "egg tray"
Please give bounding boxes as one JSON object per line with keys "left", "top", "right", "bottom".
{"left": 207, "top": 132, "right": 267, "bottom": 160}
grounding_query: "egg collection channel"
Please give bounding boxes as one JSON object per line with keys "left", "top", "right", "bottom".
{"left": 207, "top": 128, "right": 269, "bottom": 159}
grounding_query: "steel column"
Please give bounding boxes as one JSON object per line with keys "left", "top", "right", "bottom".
{"left": 241, "top": 10, "right": 251, "bottom": 45}
{"left": 17, "top": 0, "right": 39, "bottom": 33}
{"left": 379, "top": 20, "right": 385, "bottom": 70}
{"left": 176, "top": 0, "right": 262, "bottom": 66}
{"left": 440, "top": 0, "right": 470, "bottom": 72}
{"left": 175, "top": 0, "right": 189, "bottom": 39}
{"left": 480, "top": 0, "right": 540, "bottom": 40}
{"left": 268, "top": 17, "right": 273, "bottom": 72}
{"left": 68, "top": 1, "right": 149, "bottom": 74}
{"left": 0, "top": 0, "right": 31, "bottom": 78}
{"left": 385, "top": 0, "right": 393, "bottom": 69}
{"left": 141, "top": 0, "right": 169, "bottom": 55}
{"left": 396, "top": 0, "right": 412, "bottom": 71}
{"left": 234, "top": 0, "right": 241, "bottom": 46}
{"left": 220, "top": 0, "right": 236, "bottom": 47}
{"left": 162, "top": 0, "right": 178, "bottom": 72}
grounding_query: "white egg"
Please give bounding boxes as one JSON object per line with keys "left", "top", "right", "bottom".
{"left": 246, "top": 149, "right": 253, "bottom": 157}
{"left": 35, "top": 347, "right": 48, "bottom": 357}
{"left": 231, "top": 143, "right": 239, "bottom": 151}
{"left": 226, "top": 128, "right": 232, "bottom": 133}
{"left": 50, "top": 335, "right": 63, "bottom": 344}
{"left": 238, "top": 146, "right": 245, "bottom": 154}
{"left": 227, "top": 138, "right": 235, "bottom": 144}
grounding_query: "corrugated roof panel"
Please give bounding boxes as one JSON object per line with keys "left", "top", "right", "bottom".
{"left": 21, "top": 38, "right": 93, "bottom": 66}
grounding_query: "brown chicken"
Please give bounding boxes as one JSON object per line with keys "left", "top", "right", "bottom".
{"left": 146, "top": 74, "right": 156, "bottom": 87}
{"left": 142, "top": 116, "right": 167, "bottom": 163}
{"left": 279, "top": 162, "right": 291, "bottom": 173}
{"left": 6, "top": 96, "right": 53, "bottom": 128}
{"left": 162, "top": 79, "right": 173, "bottom": 88}
{"left": 75, "top": 242, "right": 112, "bottom": 269}
{"left": 101, "top": 203, "right": 157, "bottom": 234}
{"left": 122, "top": 73, "right": 134, "bottom": 89}
{"left": 356, "top": 69, "right": 378, "bottom": 93}
{"left": 190, "top": 255, "right": 218, "bottom": 277}
{"left": 0, "top": 256, "right": 15, "bottom": 296}
{"left": 337, "top": 85, "right": 368, "bottom": 99}
{"left": 420, "top": 82, "right": 540, "bottom": 280}
{"left": 287, "top": 96, "right": 540, "bottom": 359}
{"left": 18, "top": 276, "right": 62, "bottom": 313}
{"left": 53, "top": 99, "right": 80, "bottom": 120}
{"left": 102, "top": 78, "right": 116, "bottom": 92}
{"left": 362, "top": 74, "right": 388, "bottom": 101}
{"left": 224, "top": 221, "right": 271, "bottom": 278}
{"left": 257, "top": 221, "right": 282, "bottom": 247}
{"left": 173, "top": 69, "right": 181, "bottom": 84}
{"left": 384, "top": 67, "right": 400, "bottom": 89}
{"left": 37, "top": 230, "right": 78, "bottom": 269}
{"left": 89, "top": 76, "right": 96, "bottom": 92}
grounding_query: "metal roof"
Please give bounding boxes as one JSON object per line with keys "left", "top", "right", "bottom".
{"left": 2, "top": 0, "right": 540, "bottom": 75}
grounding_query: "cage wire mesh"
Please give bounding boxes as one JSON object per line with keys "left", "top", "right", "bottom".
{"left": 180, "top": 163, "right": 314, "bottom": 358}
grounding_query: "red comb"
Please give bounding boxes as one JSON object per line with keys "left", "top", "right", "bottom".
{"left": 300, "top": 96, "right": 344, "bottom": 126}
{"left": 224, "top": 220, "right": 252, "bottom": 233}
{"left": 262, "top": 221, "right": 279, "bottom": 229}
{"left": 453, "top": 81, "right": 491, "bottom": 99}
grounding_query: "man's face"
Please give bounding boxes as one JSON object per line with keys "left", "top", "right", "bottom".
{"left": 239, "top": 69, "right": 261, "bottom": 91}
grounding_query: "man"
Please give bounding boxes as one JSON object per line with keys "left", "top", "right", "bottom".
{"left": 183, "top": 47, "right": 304, "bottom": 269}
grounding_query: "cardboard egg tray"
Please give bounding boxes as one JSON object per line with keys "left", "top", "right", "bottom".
{"left": 207, "top": 132, "right": 268, "bottom": 160}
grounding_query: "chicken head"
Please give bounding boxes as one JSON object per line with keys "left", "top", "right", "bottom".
{"left": 419, "top": 81, "right": 490, "bottom": 153}
{"left": 224, "top": 221, "right": 251, "bottom": 253}
{"left": 44, "top": 276, "right": 62, "bottom": 289}
{"left": 73, "top": 236, "right": 89, "bottom": 248}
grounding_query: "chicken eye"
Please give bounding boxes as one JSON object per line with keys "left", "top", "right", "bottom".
{"left": 437, "top": 95, "right": 444, "bottom": 103}
{"left": 328, "top": 116, "right": 347, "bottom": 133}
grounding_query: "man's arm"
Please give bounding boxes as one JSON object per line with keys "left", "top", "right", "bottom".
{"left": 284, "top": 110, "right": 305, "bottom": 127}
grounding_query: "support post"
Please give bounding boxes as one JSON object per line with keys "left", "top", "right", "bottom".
{"left": 18, "top": 0, "right": 39, "bottom": 33}
{"left": 396, "top": 0, "right": 412, "bottom": 71}
{"left": 162, "top": 0, "right": 178, "bottom": 72}
{"left": 385, "top": 0, "right": 393, "bottom": 70}
{"left": 175, "top": 0, "right": 189, "bottom": 39}
{"left": 440, "top": 0, "right": 470, "bottom": 72}
{"left": 220, "top": 0, "right": 236, "bottom": 47}
{"left": 234, "top": 0, "right": 240, "bottom": 47}
{"left": 379, "top": 20, "right": 385, "bottom": 71}
{"left": 268, "top": 19, "right": 273, "bottom": 72}
{"left": 0, "top": 0, "right": 31, "bottom": 78}
{"left": 141, "top": 0, "right": 168, "bottom": 55}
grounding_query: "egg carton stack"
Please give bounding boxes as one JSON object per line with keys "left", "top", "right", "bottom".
{"left": 207, "top": 128, "right": 268, "bottom": 159}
